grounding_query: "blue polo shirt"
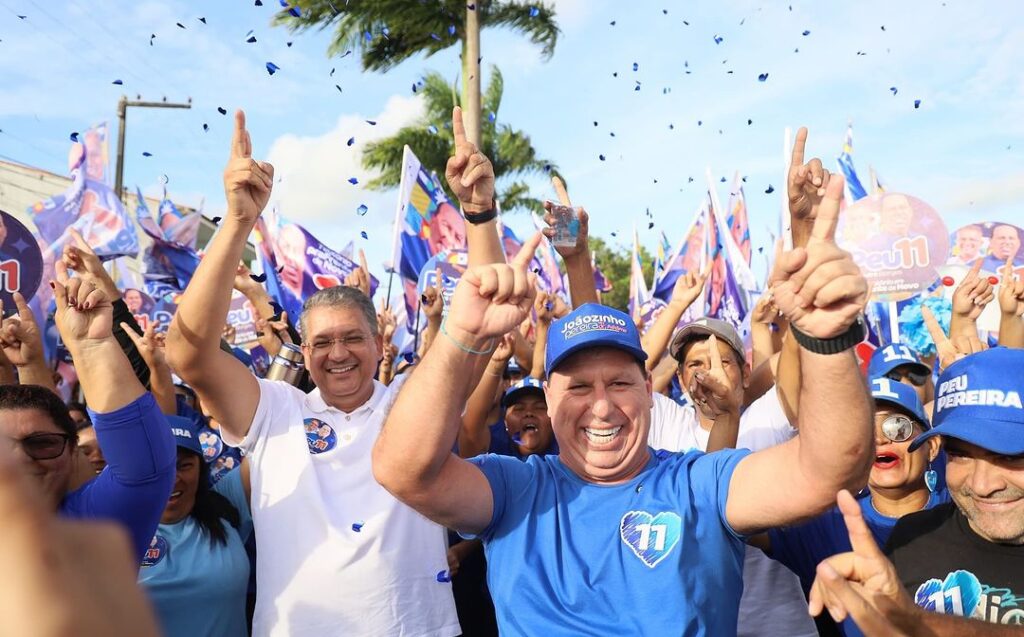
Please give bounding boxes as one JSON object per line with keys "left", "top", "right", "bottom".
{"left": 61, "top": 392, "right": 176, "bottom": 562}
{"left": 465, "top": 448, "right": 750, "bottom": 635}
{"left": 767, "top": 488, "right": 950, "bottom": 636}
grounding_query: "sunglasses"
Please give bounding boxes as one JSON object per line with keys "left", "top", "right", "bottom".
{"left": 880, "top": 415, "right": 918, "bottom": 443}
{"left": 884, "top": 368, "right": 930, "bottom": 387}
{"left": 17, "top": 433, "right": 72, "bottom": 461}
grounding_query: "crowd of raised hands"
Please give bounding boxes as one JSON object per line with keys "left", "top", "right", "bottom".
{"left": 1, "top": 104, "right": 1022, "bottom": 637}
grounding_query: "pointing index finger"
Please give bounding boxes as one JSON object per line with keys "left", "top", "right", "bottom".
{"left": 921, "top": 305, "right": 950, "bottom": 349}
{"left": 358, "top": 248, "right": 369, "bottom": 273}
{"left": 232, "top": 110, "right": 249, "bottom": 159}
{"left": 452, "top": 106, "right": 468, "bottom": 150}
{"left": 708, "top": 333, "right": 723, "bottom": 371}
{"left": 810, "top": 174, "right": 845, "bottom": 242}
{"left": 791, "top": 127, "right": 808, "bottom": 168}
{"left": 513, "top": 231, "right": 543, "bottom": 269}
{"left": 551, "top": 175, "right": 571, "bottom": 206}
{"left": 966, "top": 257, "right": 984, "bottom": 281}
{"left": 836, "top": 490, "right": 885, "bottom": 559}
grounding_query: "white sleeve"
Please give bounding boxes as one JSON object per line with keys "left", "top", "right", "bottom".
{"left": 219, "top": 378, "right": 303, "bottom": 452}
{"left": 744, "top": 389, "right": 798, "bottom": 447}
{"left": 648, "top": 393, "right": 700, "bottom": 453}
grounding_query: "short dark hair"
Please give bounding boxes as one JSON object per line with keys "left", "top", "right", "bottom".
{"left": 300, "top": 286, "right": 378, "bottom": 339}
{"left": 0, "top": 385, "right": 78, "bottom": 444}
{"left": 66, "top": 401, "right": 92, "bottom": 429}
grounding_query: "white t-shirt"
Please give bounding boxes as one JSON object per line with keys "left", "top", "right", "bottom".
{"left": 223, "top": 376, "right": 460, "bottom": 637}
{"left": 649, "top": 391, "right": 818, "bottom": 637}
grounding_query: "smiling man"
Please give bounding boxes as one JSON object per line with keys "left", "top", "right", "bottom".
{"left": 374, "top": 175, "right": 876, "bottom": 635}
{"left": 884, "top": 347, "right": 1024, "bottom": 626}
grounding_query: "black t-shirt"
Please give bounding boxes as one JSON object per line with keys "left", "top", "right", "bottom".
{"left": 885, "top": 502, "right": 1024, "bottom": 625}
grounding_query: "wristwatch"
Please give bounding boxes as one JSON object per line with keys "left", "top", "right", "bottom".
{"left": 790, "top": 316, "right": 866, "bottom": 355}
{"left": 462, "top": 200, "right": 497, "bottom": 225}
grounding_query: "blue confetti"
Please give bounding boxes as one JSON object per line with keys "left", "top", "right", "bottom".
{"left": 69, "top": 132, "right": 79, "bottom": 142}
{"left": 914, "top": 99, "right": 921, "bottom": 108}
{"left": 347, "top": 137, "right": 355, "bottom": 146}
{"left": 255, "top": 0, "right": 262, "bottom": 5}
{"left": 351, "top": 521, "right": 364, "bottom": 532}
{"left": 634, "top": 81, "right": 641, "bottom": 91}
{"left": 529, "top": 6, "right": 539, "bottom": 17}
{"left": 430, "top": 33, "right": 441, "bottom": 41}
{"left": 448, "top": 24, "right": 456, "bottom": 36}
{"left": 890, "top": 86, "right": 898, "bottom": 95}
{"left": 697, "top": 120, "right": 702, "bottom": 126}
{"left": 802, "top": 30, "right": 810, "bottom": 36}
{"left": 218, "top": 107, "right": 227, "bottom": 115}
{"left": 632, "top": 62, "right": 639, "bottom": 71}
{"left": 266, "top": 62, "right": 280, "bottom": 75}
{"left": 198, "top": 17, "right": 206, "bottom": 24}
{"left": 714, "top": 35, "right": 723, "bottom": 44}
{"left": 142, "top": 151, "right": 153, "bottom": 157}
{"left": 247, "top": 36, "right": 257, "bottom": 43}
{"left": 336, "top": 84, "right": 343, "bottom": 93}
{"left": 202, "top": 123, "right": 209, "bottom": 132}
{"left": 758, "top": 73, "right": 769, "bottom": 82}
{"left": 112, "top": 79, "right": 123, "bottom": 85}
{"left": 176, "top": 22, "right": 186, "bottom": 29}
{"left": 488, "top": 112, "right": 496, "bottom": 123}
{"left": 436, "top": 570, "right": 452, "bottom": 583}
{"left": 765, "top": 184, "right": 775, "bottom": 194}
{"left": 366, "top": 120, "right": 377, "bottom": 125}
{"left": 348, "top": 177, "right": 358, "bottom": 185}
{"left": 250, "top": 273, "right": 267, "bottom": 282}
{"left": 598, "top": 154, "right": 606, "bottom": 161}
{"left": 381, "top": 26, "right": 390, "bottom": 37}
{"left": 212, "top": 216, "right": 222, "bottom": 224}
{"left": 427, "top": 124, "right": 438, "bottom": 134}
{"left": 360, "top": 231, "right": 368, "bottom": 239}
{"left": 364, "top": 31, "right": 372, "bottom": 42}
{"left": 280, "top": 0, "right": 300, "bottom": 17}
{"left": 357, "top": 204, "right": 368, "bottom": 216}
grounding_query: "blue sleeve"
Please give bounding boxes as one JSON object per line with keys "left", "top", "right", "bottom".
{"left": 62, "top": 392, "right": 175, "bottom": 563}
{"left": 461, "top": 453, "right": 533, "bottom": 541}
{"left": 689, "top": 448, "right": 752, "bottom": 540}
{"left": 213, "top": 467, "right": 253, "bottom": 542}
{"left": 766, "top": 510, "right": 848, "bottom": 594}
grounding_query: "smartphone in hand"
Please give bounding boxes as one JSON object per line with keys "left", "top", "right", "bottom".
{"left": 548, "top": 203, "right": 580, "bottom": 248}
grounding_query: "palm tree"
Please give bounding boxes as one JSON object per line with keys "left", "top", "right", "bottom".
{"left": 361, "top": 67, "right": 557, "bottom": 213}
{"left": 273, "top": 1, "right": 559, "bottom": 145}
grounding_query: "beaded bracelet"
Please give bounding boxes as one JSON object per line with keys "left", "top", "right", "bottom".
{"left": 440, "top": 319, "right": 496, "bottom": 355}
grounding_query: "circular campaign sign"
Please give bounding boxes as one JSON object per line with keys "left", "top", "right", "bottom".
{"left": 0, "top": 210, "right": 44, "bottom": 312}
{"left": 836, "top": 193, "right": 949, "bottom": 302}
{"left": 947, "top": 221, "right": 1024, "bottom": 276}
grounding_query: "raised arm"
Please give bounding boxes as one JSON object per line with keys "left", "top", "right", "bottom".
{"left": 165, "top": 111, "right": 272, "bottom": 442}
{"left": 997, "top": 257, "right": 1024, "bottom": 349}
{"left": 541, "top": 176, "right": 598, "bottom": 308}
{"left": 0, "top": 293, "right": 55, "bottom": 391}
{"left": 726, "top": 174, "right": 873, "bottom": 535}
{"left": 53, "top": 262, "right": 175, "bottom": 560}
{"left": 949, "top": 259, "right": 993, "bottom": 340}
{"left": 446, "top": 106, "right": 504, "bottom": 267}
{"left": 373, "top": 241, "right": 538, "bottom": 534}
{"left": 458, "top": 334, "right": 514, "bottom": 458}
{"left": 641, "top": 267, "right": 708, "bottom": 369}
{"left": 119, "top": 322, "right": 176, "bottom": 415}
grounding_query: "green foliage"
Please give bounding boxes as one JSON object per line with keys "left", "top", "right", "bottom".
{"left": 361, "top": 68, "right": 559, "bottom": 213}
{"left": 276, "top": 1, "right": 559, "bottom": 71}
{"left": 590, "top": 236, "right": 655, "bottom": 312}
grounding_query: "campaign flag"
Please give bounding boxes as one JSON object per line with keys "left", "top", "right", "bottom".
{"left": 390, "top": 146, "right": 467, "bottom": 286}
{"left": 653, "top": 203, "right": 708, "bottom": 301}
{"left": 134, "top": 189, "right": 200, "bottom": 289}
{"left": 28, "top": 127, "right": 139, "bottom": 261}
{"left": 725, "top": 172, "right": 752, "bottom": 265}
{"left": 593, "top": 251, "right": 612, "bottom": 294}
{"left": 158, "top": 188, "right": 201, "bottom": 249}
{"left": 255, "top": 209, "right": 378, "bottom": 325}
{"left": 868, "top": 165, "right": 886, "bottom": 196}
{"left": 836, "top": 124, "right": 869, "bottom": 202}
{"left": 706, "top": 175, "right": 758, "bottom": 337}
{"left": 628, "top": 226, "right": 650, "bottom": 323}
{"left": 652, "top": 230, "right": 673, "bottom": 287}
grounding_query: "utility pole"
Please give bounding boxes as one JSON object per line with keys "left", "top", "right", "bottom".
{"left": 114, "top": 95, "right": 191, "bottom": 204}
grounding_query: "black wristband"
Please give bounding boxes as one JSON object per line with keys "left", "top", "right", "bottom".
{"left": 790, "top": 316, "right": 866, "bottom": 355}
{"left": 463, "top": 205, "right": 497, "bottom": 225}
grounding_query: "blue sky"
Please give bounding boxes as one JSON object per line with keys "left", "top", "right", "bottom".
{"left": 1, "top": 0, "right": 1022, "bottom": 288}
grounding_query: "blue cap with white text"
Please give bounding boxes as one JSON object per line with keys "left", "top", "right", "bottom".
{"left": 869, "top": 377, "right": 930, "bottom": 429}
{"left": 909, "top": 348, "right": 1024, "bottom": 455}
{"left": 502, "top": 377, "right": 545, "bottom": 408}
{"left": 167, "top": 414, "right": 203, "bottom": 457}
{"left": 867, "top": 343, "right": 930, "bottom": 379}
{"left": 545, "top": 303, "right": 647, "bottom": 376}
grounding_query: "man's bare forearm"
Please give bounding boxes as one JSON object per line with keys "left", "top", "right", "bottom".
{"left": 563, "top": 254, "right": 599, "bottom": 308}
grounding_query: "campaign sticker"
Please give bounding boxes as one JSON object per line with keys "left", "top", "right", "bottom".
{"left": 0, "top": 210, "right": 44, "bottom": 311}
{"left": 836, "top": 193, "right": 949, "bottom": 302}
{"left": 141, "top": 535, "right": 169, "bottom": 568}
{"left": 198, "top": 429, "right": 224, "bottom": 461}
{"left": 304, "top": 417, "right": 337, "bottom": 454}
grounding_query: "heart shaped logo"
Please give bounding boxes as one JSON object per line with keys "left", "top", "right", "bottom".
{"left": 619, "top": 510, "right": 682, "bottom": 569}
{"left": 914, "top": 570, "right": 982, "bottom": 617}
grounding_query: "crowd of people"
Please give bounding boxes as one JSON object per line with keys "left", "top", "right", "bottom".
{"left": 1, "top": 107, "right": 1022, "bottom": 637}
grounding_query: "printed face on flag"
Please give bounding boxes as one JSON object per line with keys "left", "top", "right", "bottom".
{"left": 276, "top": 223, "right": 308, "bottom": 299}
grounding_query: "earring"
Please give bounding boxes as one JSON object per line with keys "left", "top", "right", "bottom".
{"left": 924, "top": 462, "right": 938, "bottom": 493}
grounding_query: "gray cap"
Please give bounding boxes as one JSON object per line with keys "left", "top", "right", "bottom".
{"left": 669, "top": 317, "right": 744, "bottom": 362}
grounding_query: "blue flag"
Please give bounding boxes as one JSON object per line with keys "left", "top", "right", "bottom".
{"left": 836, "top": 124, "right": 868, "bottom": 201}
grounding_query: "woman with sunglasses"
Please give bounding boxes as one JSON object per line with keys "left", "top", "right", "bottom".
{"left": 749, "top": 377, "right": 948, "bottom": 637}
{"left": 0, "top": 270, "right": 175, "bottom": 563}
{"left": 139, "top": 417, "right": 252, "bottom": 637}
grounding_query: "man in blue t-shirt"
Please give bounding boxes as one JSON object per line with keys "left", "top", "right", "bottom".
{"left": 374, "top": 181, "right": 877, "bottom": 636}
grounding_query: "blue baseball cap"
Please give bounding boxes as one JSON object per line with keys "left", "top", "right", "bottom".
{"left": 909, "top": 348, "right": 1024, "bottom": 455}
{"left": 502, "top": 377, "right": 545, "bottom": 408}
{"left": 545, "top": 303, "right": 647, "bottom": 376}
{"left": 869, "top": 377, "right": 930, "bottom": 429}
{"left": 505, "top": 357, "right": 525, "bottom": 378}
{"left": 867, "top": 344, "right": 930, "bottom": 380}
{"left": 167, "top": 415, "right": 203, "bottom": 457}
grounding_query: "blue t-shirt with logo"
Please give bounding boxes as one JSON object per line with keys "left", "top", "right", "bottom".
{"left": 465, "top": 447, "right": 750, "bottom": 636}
{"left": 767, "top": 488, "right": 950, "bottom": 636}
{"left": 138, "top": 468, "right": 252, "bottom": 637}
